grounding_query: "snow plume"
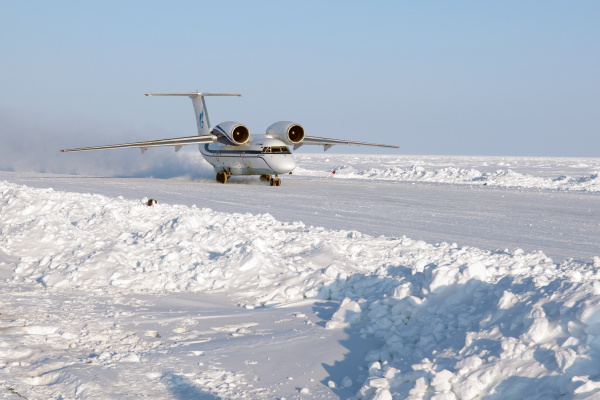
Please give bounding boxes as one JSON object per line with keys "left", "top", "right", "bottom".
{"left": 2, "top": 180, "right": 600, "bottom": 398}
{"left": 0, "top": 111, "right": 213, "bottom": 179}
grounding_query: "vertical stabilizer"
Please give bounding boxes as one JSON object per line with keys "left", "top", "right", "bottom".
{"left": 145, "top": 92, "right": 242, "bottom": 136}
{"left": 190, "top": 95, "right": 210, "bottom": 136}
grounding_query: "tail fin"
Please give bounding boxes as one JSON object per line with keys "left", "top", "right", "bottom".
{"left": 145, "top": 92, "right": 242, "bottom": 136}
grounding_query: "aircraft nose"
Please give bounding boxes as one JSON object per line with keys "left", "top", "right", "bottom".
{"left": 273, "top": 155, "right": 296, "bottom": 174}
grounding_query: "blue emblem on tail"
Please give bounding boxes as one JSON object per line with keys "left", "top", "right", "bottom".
{"left": 199, "top": 111, "right": 204, "bottom": 128}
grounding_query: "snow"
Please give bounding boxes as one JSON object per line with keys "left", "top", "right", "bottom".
{"left": 296, "top": 154, "right": 600, "bottom": 192}
{"left": 1, "top": 154, "right": 600, "bottom": 399}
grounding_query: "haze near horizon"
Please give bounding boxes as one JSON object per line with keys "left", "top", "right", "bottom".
{"left": 1, "top": 1, "right": 598, "bottom": 176}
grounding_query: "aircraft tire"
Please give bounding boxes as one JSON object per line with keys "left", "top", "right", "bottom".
{"left": 222, "top": 173, "right": 228, "bottom": 184}
{"left": 276, "top": 178, "right": 281, "bottom": 186}
{"left": 269, "top": 177, "right": 275, "bottom": 186}
{"left": 216, "top": 172, "right": 226, "bottom": 183}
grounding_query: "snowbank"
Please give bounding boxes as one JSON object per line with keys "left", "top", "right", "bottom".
{"left": 292, "top": 154, "right": 600, "bottom": 192}
{"left": 2, "top": 180, "right": 600, "bottom": 398}
{"left": 298, "top": 164, "right": 600, "bottom": 192}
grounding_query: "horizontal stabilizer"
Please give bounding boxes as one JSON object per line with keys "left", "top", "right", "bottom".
{"left": 145, "top": 92, "right": 242, "bottom": 136}
{"left": 145, "top": 92, "right": 242, "bottom": 97}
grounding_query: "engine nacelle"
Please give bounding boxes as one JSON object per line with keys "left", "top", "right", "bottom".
{"left": 212, "top": 121, "right": 250, "bottom": 145}
{"left": 266, "top": 121, "right": 305, "bottom": 145}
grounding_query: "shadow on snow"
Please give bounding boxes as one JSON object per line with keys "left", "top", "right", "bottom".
{"left": 317, "top": 260, "right": 600, "bottom": 399}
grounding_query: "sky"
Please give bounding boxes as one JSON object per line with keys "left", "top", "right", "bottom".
{"left": 1, "top": 1, "right": 599, "bottom": 176}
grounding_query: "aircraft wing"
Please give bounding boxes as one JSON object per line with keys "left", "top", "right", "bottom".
{"left": 60, "top": 135, "right": 217, "bottom": 153}
{"left": 295, "top": 136, "right": 399, "bottom": 151}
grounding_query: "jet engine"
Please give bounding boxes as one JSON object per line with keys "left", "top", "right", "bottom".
{"left": 266, "top": 121, "right": 305, "bottom": 145}
{"left": 212, "top": 121, "right": 250, "bottom": 145}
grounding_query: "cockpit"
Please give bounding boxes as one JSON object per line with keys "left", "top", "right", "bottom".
{"left": 262, "top": 146, "right": 291, "bottom": 154}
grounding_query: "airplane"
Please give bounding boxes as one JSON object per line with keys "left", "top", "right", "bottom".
{"left": 61, "top": 92, "right": 399, "bottom": 186}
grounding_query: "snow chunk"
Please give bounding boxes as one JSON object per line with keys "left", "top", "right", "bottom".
{"left": 577, "top": 301, "right": 600, "bottom": 326}
{"left": 372, "top": 389, "right": 393, "bottom": 400}
{"left": 497, "top": 291, "right": 518, "bottom": 309}
{"left": 452, "top": 378, "right": 484, "bottom": 400}
{"left": 431, "top": 369, "right": 453, "bottom": 392}
{"left": 23, "top": 326, "right": 58, "bottom": 335}
{"left": 463, "top": 261, "right": 487, "bottom": 281}
{"left": 326, "top": 298, "right": 362, "bottom": 329}
{"left": 574, "top": 379, "right": 600, "bottom": 395}
{"left": 25, "top": 372, "right": 61, "bottom": 386}
{"left": 341, "top": 376, "right": 353, "bottom": 388}
{"left": 521, "top": 317, "right": 549, "bottom": 344}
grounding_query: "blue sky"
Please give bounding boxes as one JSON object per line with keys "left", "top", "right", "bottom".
{"left": 1, "top": 1, "right": 599, "bottom": 162}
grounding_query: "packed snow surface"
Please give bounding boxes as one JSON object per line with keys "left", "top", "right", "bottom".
{"left": 1, "top": 154, "right": 600, "bottom": 399}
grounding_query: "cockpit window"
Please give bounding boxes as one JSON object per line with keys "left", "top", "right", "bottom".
{"left": 262, "top": 146, "right": 291, "bottom": 154}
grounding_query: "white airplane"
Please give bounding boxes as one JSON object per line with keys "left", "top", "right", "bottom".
{"left": 61, "top": 92, "right": 399, "bottom": 186}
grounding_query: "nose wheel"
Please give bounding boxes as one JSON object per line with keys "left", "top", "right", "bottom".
{"left": 261, "top": 174, "right": 281, "bottom": 186}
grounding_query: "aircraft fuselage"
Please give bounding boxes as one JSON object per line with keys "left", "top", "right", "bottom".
{"left": 200, "top": 135, "right": 296, "bottom": 176}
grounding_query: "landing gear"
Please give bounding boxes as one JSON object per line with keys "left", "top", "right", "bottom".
{"left": 269, "top": 176, "right": 281, "bottom": 186}
{"left": 260, "top": 174, "right": 281, "bottom": 186}
{"left": 216, "top": 172, "right": 228, "bottom": 184}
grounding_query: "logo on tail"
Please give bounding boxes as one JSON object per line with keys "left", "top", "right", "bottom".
{"left": 199, "top": 111, "right": 204, "bottom": 128}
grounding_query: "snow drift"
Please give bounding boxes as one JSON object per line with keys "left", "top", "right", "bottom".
{"left": 298, "top": 164, "right": 600, "bottom": 192}
{"left": 294, "top": 154, "right": 600, "bottom": 192}
{"left": 2, "top": 180, "right": 600, "bottom": 399}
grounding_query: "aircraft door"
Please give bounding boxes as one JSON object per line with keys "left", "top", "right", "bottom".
{"left": 242, "top": 152, "right": 251, "bottom": 168}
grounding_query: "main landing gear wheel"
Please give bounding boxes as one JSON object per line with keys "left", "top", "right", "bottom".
{"left": 269, "top": 176, "right": 281, "bottom": 186}
{"left": 260, "top": 174, "right": 271, "bottom": 182}
{"left": 216, "top": 172, "right": 228, "bottom": 184}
